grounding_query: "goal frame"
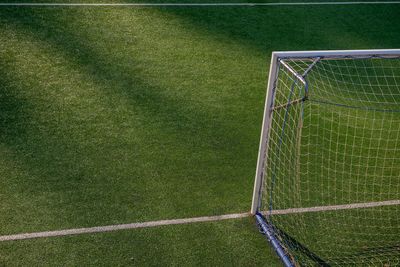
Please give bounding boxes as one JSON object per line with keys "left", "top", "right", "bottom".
{"left": 250, "top": 49, "right": 400, "bottom": 267}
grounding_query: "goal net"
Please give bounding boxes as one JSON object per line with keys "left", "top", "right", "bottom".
{"left": 251, "top": 50, "right": 400, "bottom": 266}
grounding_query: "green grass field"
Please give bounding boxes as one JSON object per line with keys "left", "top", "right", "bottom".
{"left": 0, "top": 3, "right": 400, "bottom": 266}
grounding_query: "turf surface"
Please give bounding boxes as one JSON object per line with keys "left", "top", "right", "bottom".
{"left": 0, "top": 218, "right": 282, "bottom": 266}
{"left": 0, "top": 4, "right": 399, "bottom": 266}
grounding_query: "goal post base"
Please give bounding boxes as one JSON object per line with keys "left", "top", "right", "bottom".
{"left": 255, "top": 213, "right": 295, "bottom": 267}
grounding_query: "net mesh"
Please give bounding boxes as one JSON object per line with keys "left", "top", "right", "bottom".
{"left": 260, "top": 55, "right": 400, "bottom": 266}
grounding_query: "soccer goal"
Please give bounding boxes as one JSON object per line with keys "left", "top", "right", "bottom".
{"left": 251, "top": 49, "right": 400, "bottom": 266}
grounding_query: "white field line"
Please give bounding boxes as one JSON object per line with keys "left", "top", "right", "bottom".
{"left": 266, "top": 199, "right": 400, "bottom": 215}
{"left": 0, "top": 1, "right": 400, "bottom": 7}
{"left": 1, "top": 199, "right": 399, "bottom": 242}
{"left": 0, "top": 213, "right": 250, "bottom": 242}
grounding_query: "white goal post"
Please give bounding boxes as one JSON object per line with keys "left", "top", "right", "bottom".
{"left": 251, "top": 49, "right": 400, "bottom": 267}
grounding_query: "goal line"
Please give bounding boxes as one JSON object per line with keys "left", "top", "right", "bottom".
{"left": 1, "top": 199, "right": 399, "bottom": 242}
{"left": 0, "top": 1, "right": 399, "bottom": 6}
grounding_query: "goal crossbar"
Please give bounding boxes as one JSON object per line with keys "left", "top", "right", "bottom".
{"left": 270, "top": 49, "right": 400, "bottom": 60}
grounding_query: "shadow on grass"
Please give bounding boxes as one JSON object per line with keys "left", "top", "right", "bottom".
{"left": 0, "top": 8, "right": 248, "bottom": 152}
{"left": 0, "top": 68, "right": 97, "bottom": 191}
{"left": 0, "top": 75, "right": 33, "bottom": 143}
{"left": 0, "top": 7, "right": 260, "bottom": 231}
{"left": 156, "top": 4, "right": 400, "bottom": 52}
